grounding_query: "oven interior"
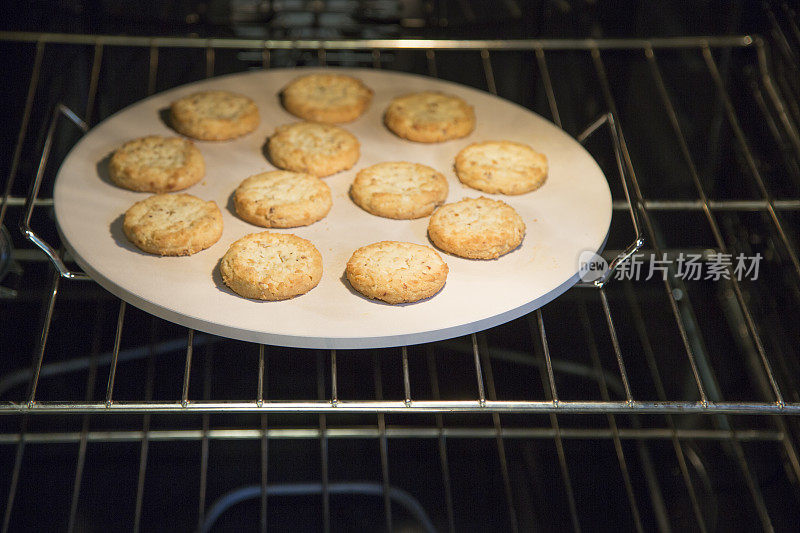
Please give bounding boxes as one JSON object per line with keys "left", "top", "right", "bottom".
{"left": 2, "top": 1, "right": 800, "bottom": 531}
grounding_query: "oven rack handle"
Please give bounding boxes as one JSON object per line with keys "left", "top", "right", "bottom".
{"left": 20, "top": 103, "right": 90, "bottom": 281}
{"left": 575, "top": 112, "right": 645, "bottom": 288}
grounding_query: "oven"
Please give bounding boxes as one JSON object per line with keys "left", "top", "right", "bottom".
{"left": 2, "top": 1, "right": 800, "bottom": 531}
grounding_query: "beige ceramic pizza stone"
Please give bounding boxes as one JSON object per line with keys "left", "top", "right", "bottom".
{"left": 54, "top": 67, "right": 611, "bottom": 348}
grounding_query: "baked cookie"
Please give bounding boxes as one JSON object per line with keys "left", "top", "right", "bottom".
{"left": 384, "top": 91, "right": 475, "bottom": 143}
{"left": 220, "top": 232, "right": 323, "bottom": 301}
{"left": 109, "top": 136, "right": 205, "bottom": 193}
{"left": 170, "top": 90, "right": 259, "bottom": 141}
{"left": 455, "top": 140, "right": 548, "bottom": 195}
{"left": 234, "top": 170, "right": 332, "bottom": 228}
{"left": 282, "top": 73, "right": 373, "bottom": 123}
{"left": 268, "top": 122, "right": 360, "bottom": 177}
{"left": 350, "top": 162, "right": 448, "bottom": 219}
{"left": 123, "top": 193, "right": 223, "bottom": 256}
{"left": 428, "top": 197, "right": 525, "bottom": 259}
{"left": 346, "top": 241, "right": 448, "bottom": 304}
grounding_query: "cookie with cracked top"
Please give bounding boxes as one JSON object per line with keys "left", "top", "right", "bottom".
{"left": 234, "top": 170, "right": 332, "bottom": 228}
{"left": 123, "top": 193, "right": 223, "bottom": 256}
{"left": 281, "top": 73, "right": 373, "bottom": 123}
{"left": 268, "top": 121, "right": 360, "bottom": 177}
{"left": 170, "top": 90, "right": 259, "bottom": 141}
{"left": 109, "top": 136, "right": 205, "bottom": 193}
{"left": 455, "top": 140, "right": 548, "bottom": 195}
{"left": 384, "top": 91, "right": 475, "bottom": 143}
{"left": 350, "top": 161, "right": 448, "bottom": 219}
{"left": 220, "top": 232, "right": 323, "bottom": 301}
{"left": 427, "top": 197, "right": 525, "bottom": 259}
{"left": 346, "top": 241, "right": 448, "bottom": 304}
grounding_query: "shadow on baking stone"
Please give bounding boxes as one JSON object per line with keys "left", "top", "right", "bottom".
{"left": 261, "top": 137, "right": 277, "bottom": 167}
{"left": 338, "top": 270, "right": 446, "bottom": 307}
{"left": 158, "top": 107, "right": 173, "bottom": 133}
{"left": 95, "top": 153, "right": 115, "bottom": 187}
{"left": 211, "top": 257, "right": 241, "bottom": 298}
{"left": 109, "top": 214, "right": 152, "bottom": 256}
{"left": 225, "top": 190, "right": 238, "bottom": 218}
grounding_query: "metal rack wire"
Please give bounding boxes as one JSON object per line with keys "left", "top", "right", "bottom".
{"left": 1, "top": 27, "right": 800, "bottom": 532}
{"left": 1, "top": 32, "right": 798, "bottom": 415}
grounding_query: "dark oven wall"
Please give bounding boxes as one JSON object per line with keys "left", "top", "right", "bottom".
{"left": 1, "top": 1, "right": 800, "bottom": 533}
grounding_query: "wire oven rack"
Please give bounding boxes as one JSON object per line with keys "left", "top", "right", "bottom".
{"left": 1, "top": 22, "right": 800, "bottom": 532}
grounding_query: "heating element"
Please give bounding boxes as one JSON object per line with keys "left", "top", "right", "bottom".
{"left": 1, "top": 11, "right": 800, "bottom": 532}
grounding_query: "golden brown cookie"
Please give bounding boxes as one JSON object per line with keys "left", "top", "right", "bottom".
{"left": 346, "top": 241, "right": 448, "bottom": 304}
{"left": 234, "top": 170, "right": 332, "bottom": 228}
{"left": 281, "top": 73, "right": 373, "bottom": 123}
{"left": 384, "top": 91, "right": 475, "bottom": 143}
{"left": 123, "top": 193, "right": 223, "bottom": 256}
{"left": 268, "top": 122, "right": 360, "bottom": 177}
{"left": 455, "top": 140, "right": 548, "bottom": 195}
{"left": 427, "top": 197, "right": 525, "bottom": 259}
{"left": 108, "top": 136, "right": 205, "bottom": 193}
{"left": 349, "top": 162, "right": 448, "bottom": 219}
{"left": 220, "top": 232, "right": 323, "bottom": 301}
{"left": 170, "top": 90, "right": 260, "bottom": 141}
